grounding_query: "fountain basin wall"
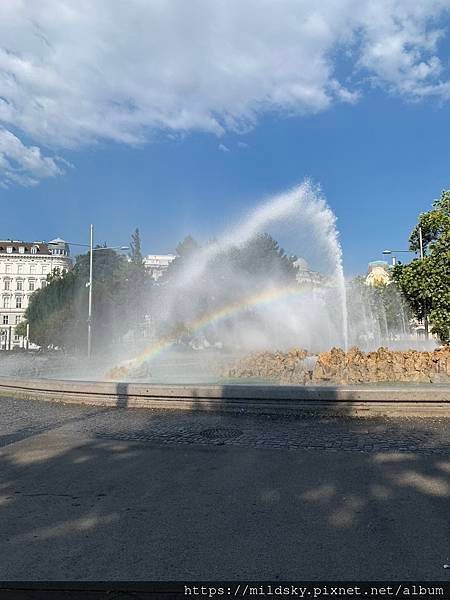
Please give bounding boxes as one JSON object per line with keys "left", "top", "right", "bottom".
{"left": 0, "top": 375, "right": 449, "bottom": 417}
{"left": 227, "top": 347, "right": 450, "bottom": 384}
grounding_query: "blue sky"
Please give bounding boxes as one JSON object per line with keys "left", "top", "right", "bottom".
{"left": 1, "top": 1, "right": 450, "bottom": 275}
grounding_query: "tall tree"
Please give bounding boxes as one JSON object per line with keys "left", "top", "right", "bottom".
{"left": 159, "top": 235, "right": 200, "bottom": 285}
{"left": 347, "top": 276, "right": 412, "bottom": 344}
{"left": 393, "top": 190, "right": 450, "bottom": 344}
{"left": 154, "top": 232, "right": 299, "bottom": 338}
{"left": 229, "top": 233, "right": 297, "bottom": 282}
{"left": 22, "top": 230, "right": 154, "bottom": 352}
{"left": 175, "top": 235, "right": 200, "bottom": 258}
{"left": 409, "top": 190, "right": 450, "bottom": 254}
{"left": 130, "top": 228, "right": 143, "bottom": 265}
{"left": 128, "top": 227, "right": 151, "bottom": 333}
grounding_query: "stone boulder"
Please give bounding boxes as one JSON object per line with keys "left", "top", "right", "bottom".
{"left": 225, "top": 346, "right": 450, "bottom": 385}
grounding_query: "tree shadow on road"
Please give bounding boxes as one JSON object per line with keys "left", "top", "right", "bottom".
{"left": 0, "top": 398, "right": 448, "bottom": 581}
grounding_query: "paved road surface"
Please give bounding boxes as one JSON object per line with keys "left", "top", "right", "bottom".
{"left": 0, "top": 397, "right": 449, "bottom": 580}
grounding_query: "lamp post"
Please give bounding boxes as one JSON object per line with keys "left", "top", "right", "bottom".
{"left": 49, "top": 226, "right": 129, "bottom": 358}
{"left": 382, "top": 249, "right": 413, "bottom": 267}
{"left": 382, "top": 226, "right": 428, "bottom": 339}
{"left": 88, "top": 224, "right": 94, "bottom": 359}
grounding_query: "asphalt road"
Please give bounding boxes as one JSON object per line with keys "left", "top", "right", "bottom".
{"left": 0, "top": 397, "right": 449, "bottom": 581}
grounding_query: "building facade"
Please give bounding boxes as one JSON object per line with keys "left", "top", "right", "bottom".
{"left": 293, "top": 258, "right": 325, "bottom": 287}
{"left": 0, "top": 239, "right": 71, "bottom": 349}
{"left": 365, "top": 260, "right": 391, "bottom": 286}
{"left": 143, "top": 254, "right": 176, "bottom": 281}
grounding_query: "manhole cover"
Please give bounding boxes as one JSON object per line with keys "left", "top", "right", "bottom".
{"left": 200, "top": 427, "right": 243, "bottom": 440}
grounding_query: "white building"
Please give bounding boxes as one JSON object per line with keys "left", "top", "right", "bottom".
{"left": 365, "top": 261, "right": 391, "bottom": 287}
{"left": 294, "top": 258, "right": 325, "bottom": 287}
{"left": 0, "top": 239, "right": 72, "bottom": 349}
{"left": 143, "top": 254, "right": 176, "bottom": 281}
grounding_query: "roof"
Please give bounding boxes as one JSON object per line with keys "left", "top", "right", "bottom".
{"left": 0, "top": 241, "right": 50, "bottom": 254}
{"left": 0, "top": 239, "right": 69, "bottom": 255}
{"left": 368, "top": 260, "right": 389, "bottom": 267}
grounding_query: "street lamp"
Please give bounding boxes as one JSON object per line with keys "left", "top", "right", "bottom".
{"left": 381, "top": 226, "right": 428, "bottom": 339}
{"left": 49, "top": 225, "right": 129, "bottom": 358}
{"left": 382, "top": 249, "right": 414, "bottom": 266}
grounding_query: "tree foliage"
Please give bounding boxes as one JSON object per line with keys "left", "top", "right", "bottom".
{"left": 15, "top": 319, "right": 28, "bottom": 338}
{"left": 164, "top": 232, "right": 296, "bottom": 288}
{"left": 22, "top": 229, "right": 301, "bottom": 350}
{"left": 222, "top": 233, "right": 297, "bottom": 283}
{"left": 409, "top": 190, "right": 450, "bottom": 253}
{"left": 130, "top": 228, "right": 143, "bottom": 265}
{"left": 23, "top": 232, "right": 153, "bottom": 352}
{"left": 156, "top": 232, "right": 298, "bottom": 338}
{"left": 127, "top": 227, "right": 149, "bottom": 327}
{"left": 392, "top": 190, "right": 450, "bottom": 344}
{"left": 351, "top": 275, "right": 413, "bottom": 337}
{"left": 175, "top": 235, "right": 199, "bottom": 258}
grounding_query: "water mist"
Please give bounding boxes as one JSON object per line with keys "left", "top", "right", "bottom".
{"left": 117, "top": 181, "right": 350, "bottom": 379}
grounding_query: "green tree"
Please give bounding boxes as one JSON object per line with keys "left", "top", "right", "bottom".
{"left": 409, "top": 190, "right": 450, "bottom": 253}
{"left": 22, "top": 232, "right": 153, "bottom": 352}
{"left": 155, "top": 232, "right": 298, "bottom": 339}
{"left": 127, "top": 228, "right": 152, "bottom": 333}
{"left": 130, "top": 228, "right": 143, "bottom": 265}
{"left": 228, "top": 233, "right": 297, "bottom": 282}
{"left": 159, "top": 235, "right": 200, "bottom": 285}
{"left": 175, "top": 235, "right": 200, "bottom": 258}
{"left": 392, "top": 190, "right": 450, "bottom": 344}
{"left": 347, "top": 276, "right": 412, "bottom": 343}
{"left": 15, "top": 320, "right": 27, "bottom": 338}
{"left": 163, "top": 233, "right": 296, "bottom": 289}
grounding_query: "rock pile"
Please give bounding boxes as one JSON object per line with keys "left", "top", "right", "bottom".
{"left": 226, "top": 346, "right": 450, "bottom": 384}
{"left": 227, "top": 348, "right": 313, "bottom": 384}
{"left": 313, "top": 346, "right": 450, "bottom": 384}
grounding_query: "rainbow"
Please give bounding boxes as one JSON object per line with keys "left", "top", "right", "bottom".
{"left": 107, "top": 283, "right": 311, "bottom": 378}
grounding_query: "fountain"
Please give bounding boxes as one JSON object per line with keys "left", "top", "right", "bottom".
{"left": 0, "top": 180, "right": 447, "bottom": 420}
{"left": 106, "top": 180, "right": 439, "bottom": 384}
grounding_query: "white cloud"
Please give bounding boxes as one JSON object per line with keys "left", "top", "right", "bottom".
{"left": 0, "top": 127, "right": 65, "bottom": 187}
{"left": 0, "top": 0, "right": 449, "bottom": 186}
{"left": 218, "top": 143, "right": 230, "bottom": 153}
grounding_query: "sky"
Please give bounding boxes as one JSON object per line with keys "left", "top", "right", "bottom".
{"left": 1, "top": 0, "right": 450, "bottom": 275}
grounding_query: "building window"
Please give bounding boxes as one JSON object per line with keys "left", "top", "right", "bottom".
{"left": 29, "top": 280, "right": 35, "bottom": 291}
{"left": 30, "top": 264, "right": 35, "bottom": 274}
{"left": 4, "top": 279, "right": 10, "bottom": 291}
{"left": 19, "top": 247, "right": 25, "bottom": 254}
{"left": 5, "top": 264, "right": 11, "bottom": 274}
{"left": 6, "top": 247, "right": 12, "bottom": 254}
{"left": 17, "top": 265, "right": 23, "bottom": 274}
{"left": 16, "top": 280, "right": 23, "bottom": 291}
{"left": 31, "top": 246, "right": 38, "bottom": 254}
{"left": 41, "top": 280, "right": 47, "bottom": 288}
{"left": 15, "top": 297, "right": 22, "bottom": 309}
{"left": 3, "top": 297, "right": 9, "bottom": 309}
{"left": 15, "top": 316, "right": 21, "bottom": 324}
{"left": 3, "top": 315, "right": 8, "bottom": 325}
{"left": 14, "top": 335, "right": 19, "bottom": 342}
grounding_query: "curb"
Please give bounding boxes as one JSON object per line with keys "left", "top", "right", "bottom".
{"left": 0, "top": 376, "right": 449, "bottom": 417}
